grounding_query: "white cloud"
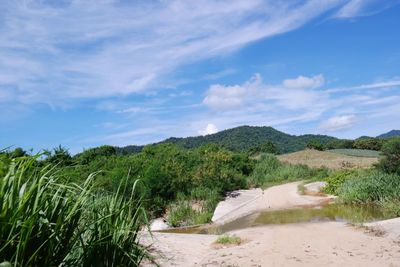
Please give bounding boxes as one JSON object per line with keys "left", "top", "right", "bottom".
{"left": 334, "top": 0, "right": 397, "bottom": 18}
{"left": 199, "top": 123, "right": 219, "bottom": 135}
{"left": 203, "top": 73, "right": 326, "bottom": 111}
{"left": 0, "top": 0, "right": 371, "bottom": 106}
{"left": 203, "top": 74, "right": 262, "bottom": 110}
{"left": 319, "top": 115, "right": 357, "bottom": 131}
{"left": 282, "top": 74, "right": 325, "bottom": 89}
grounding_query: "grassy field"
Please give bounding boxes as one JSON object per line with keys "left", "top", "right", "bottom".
{"left": 277, "top": 149, "right": 378, "bottom": 170}
{"left": 328, "top": 149, "right": 381, "bottom": 158}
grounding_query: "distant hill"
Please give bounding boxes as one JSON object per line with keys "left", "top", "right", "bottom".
{"left": 157, "top": 126, "right": 338, "bottom": 154}
{"left": 117, "top": 126, "right": 338, "bottom": 154}
{"left": 377, "top": 130, "right": 400, "bottom": 139}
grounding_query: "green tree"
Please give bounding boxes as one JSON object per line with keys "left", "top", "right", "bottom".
{"left": 353, "top": 137, "right": 385, "bottom": 151}
{"left": 248, "top": 141, "right": 279, "bottom": 155}
{"left": 11, "top": 147, "right": 27, "bottom": 158}
{"left": 377, "top": 137, "right": 400, "bottom": 174}
{"left": 306, "top": 140, "right": 324, "bottom": 151}
{"left": 44, "top": 145, "right": 73, "bottom": 166}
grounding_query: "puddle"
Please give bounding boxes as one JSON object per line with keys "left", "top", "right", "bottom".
{"left": 159, "top": 203, "right": 395, "bottom": 235}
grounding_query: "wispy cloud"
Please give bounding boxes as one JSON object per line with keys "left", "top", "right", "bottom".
{"left": 0, "top": 0, "right": 383, "bottom": 108}
{"left": 334, "top": 0, "right": 399, "bottom": 18}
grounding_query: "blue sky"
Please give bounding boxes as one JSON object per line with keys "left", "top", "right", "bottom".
{"left": 1, "top": 0, "right": 400, "bottom": 153}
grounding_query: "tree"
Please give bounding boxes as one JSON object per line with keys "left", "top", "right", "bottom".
{"left": 377, "top": 137, "right": 400, "bottom": 174}
{"left": 44, "top": 145, "right": 72, "bottom": 166}
{"left": 248, "top": 141, "right": 279, "bottom": 155}
{"left": 306, "top": 140, "right": 324, "bottom": 151}
{"left": 11, "top": 147, "right": 27, "bottom": 158}
{"left": 353, "top": 138, "right": 385, "bottom": 151}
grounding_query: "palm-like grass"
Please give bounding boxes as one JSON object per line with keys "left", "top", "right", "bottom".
{"left": 0, "top": 156, "right": 151, "bottom": 266}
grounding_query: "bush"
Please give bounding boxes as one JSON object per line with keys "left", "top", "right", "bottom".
{"left": 353, "top": 138, "right": 385, "bottom": 151}
{"left": 339, "top": 171, "right": 400, "bottom": 204}
{"left": 323, "top": 170, "right": 358, "bottom": 195}
{"left": 377, "top": 137, "right": 400, "bottom": 174}
{"left": 215, "top": 235, "right": 242, "bottom": 245}
{"left": 306, "top": 140, "right": 324, "bottom": 151}
{"left": 249, "top": 154, "right": 326, "bottom": 187}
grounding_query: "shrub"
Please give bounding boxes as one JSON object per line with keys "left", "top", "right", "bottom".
{"left": 249, "top": 154, "right": 326, "bottom": 187}
{"left": 339, "top": 171, "right": 400, "bottom": 204}
{"left": 306, "top": 140, "right": 324, "bottom": 151}
{"left": 377, "top": 137, "right": 400, "bottom": 174}
{"left": 353, "top": 138, "right": 385, "bottom": 151}
{"left": 323, "top": 170, "right": 358, "bottom": 195}
{"left": 215, "top": 235, "right": 242, "bottom": 245}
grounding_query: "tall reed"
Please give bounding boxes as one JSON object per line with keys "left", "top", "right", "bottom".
{"left": 0, "top": 156, "right": 151, "bottom": 266}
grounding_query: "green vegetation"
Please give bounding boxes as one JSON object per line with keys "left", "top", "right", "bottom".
{"left": 323, "top": 170, "right": 359, "bottom": 195}
{"left": 306, "top": 140, "right": 324, "bottom": 151}
{"left": 353, "top": 137, "right": 385, "bottom": 151}
{"left": 215, "top": 235, "right": 242, "bottom": 245}
{"left": 249, "top": 154, "right": 329, "bottom": 187}
{"left": 328, "top": 149, "right": 381, "bottom": 158}
{"left": 376, "top": 137, "right": 400, "bottom": 174}
{"left": 323, "top": 140, "right": 400, "bottom": 216}
{"left": 139, "top": 126, "right": 338, "bottom": 154}
{"left": 0, "top": 156, "right": 150, "bottom": 266}
{"left": 248, "top": 141, "right": 279, "bottom": 156}
{"left": 377, "top": 129, "right": 400, "bottom": 139}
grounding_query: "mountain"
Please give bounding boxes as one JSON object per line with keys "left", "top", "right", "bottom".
{"left": 158, "top": 126, "right": 338, "bottom": 154}
{"left": 117, "top": 126, "right": 338, "bottom": 154}
{"left": 377, "top": 130, "right": 400, "bottom": 139}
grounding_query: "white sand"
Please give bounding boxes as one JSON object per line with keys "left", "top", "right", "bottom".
{"left": 212, "top": 182, "right": 333, "bottom": 224}
{"left": 143, "top": 182, "right": 400, "bottom": 266}
{"left": 146, "top": 222, "right": 400, "bottom": 267}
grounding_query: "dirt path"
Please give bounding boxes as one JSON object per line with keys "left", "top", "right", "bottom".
{"left": 146, "top": 222, "right": 400, "bottom": 266}
{"left": 212, "top": 182, "right": 332, "bottom": 224}
{"left": 143, "top": 182, "right": 400, "bottom": 266}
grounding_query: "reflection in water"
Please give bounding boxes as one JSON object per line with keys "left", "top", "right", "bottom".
{"left": 159, "top": 204, "right": 394, "bottom": 235}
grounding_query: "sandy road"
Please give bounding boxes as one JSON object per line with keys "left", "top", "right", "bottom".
{"left": 143, "top": 182, "right": 400, "bottom": 267}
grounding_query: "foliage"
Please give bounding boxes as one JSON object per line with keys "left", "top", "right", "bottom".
{"left": 215, "top": 235, "right": 242, "bottom": 245}
{"left": 74, "top": 145, "right": 117, "bottom": 165}
{"left": 377, "top": 137, "right": 400, "bottom": 174}
{"left": 339, "top": 171, "right": 400, "bottom": 204}
{"left": 249, "top": 154, "right": 326, "bottom": 187}
{"left": 248, "top": 141, "right": 279, "bottom": 155}
{"left": 145, "top": 126, "right": 338, "bottom": 154}
{"left": 377, "top": 130, "right": 400, "bottom": 139}
{"left": 324, "top": 139, "right": 355, "bottom": 150}
{"left": 328, "top": 149, "right": 380, "bottom": 158}
{"left": 353, "top": 137, "right": 385, "bottom": 151}
{"left": 59, "top": 143, "right": 253, "bottom": 218}
{"left": 0, "top": 156, "right": 150, "bottom": 266}
{"left": 167, "top": 188, "right": 220, "bottom": 227}
{"left": 43, "top": 145, "right": 73, "bottom": 166}
{"left": 306, "top": 140, "right": 324, "bottom": 151}
{"left": 323, "top": 169, "right": 359, "bottom": 195}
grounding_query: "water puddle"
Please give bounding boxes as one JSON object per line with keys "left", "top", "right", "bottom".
{"left": 159, "top": 203, "right": 394, "bottom": 235}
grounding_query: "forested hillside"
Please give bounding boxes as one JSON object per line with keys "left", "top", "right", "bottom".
{"left": 118, "top": 126, "right": 338, "bottom": 154}
{"left": 378, "top": 130, "right": 400, "bottom": 139}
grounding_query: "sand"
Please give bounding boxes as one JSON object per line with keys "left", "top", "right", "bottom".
{"left": 146, "top": 222, "right": 400, "bottom": 267}
{"left": 143, "top": 182, "right": 400, "bottom": 266}
{"left": 212, "top": 182, "right": 333, "bottom": 224}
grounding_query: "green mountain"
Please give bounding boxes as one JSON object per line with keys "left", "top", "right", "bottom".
{"left": 117, "top": 126, "right": 338, "bottom": 154}
{"left": 377, "top": 130, "right": 400, "bottom": 139}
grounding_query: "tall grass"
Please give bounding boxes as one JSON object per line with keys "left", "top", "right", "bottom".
{"left": 167, "top": 188, "right": 220, "bottom": 227}
{"left": 0, "top": 156, "right": 151, "bottom": 266}
{"left": 249, "top": 154, "right": 328, "bottom": 187}
{"left": 339, "top": 171, "right": 400, "bottom": 204}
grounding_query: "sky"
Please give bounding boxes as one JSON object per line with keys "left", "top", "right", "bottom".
{"left": 1, "top": 0, "right": 400, "bottom": 153}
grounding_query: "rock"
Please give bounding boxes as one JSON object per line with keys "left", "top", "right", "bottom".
{"left": 150, "top": 218, "right": 169, "bottom": 231}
